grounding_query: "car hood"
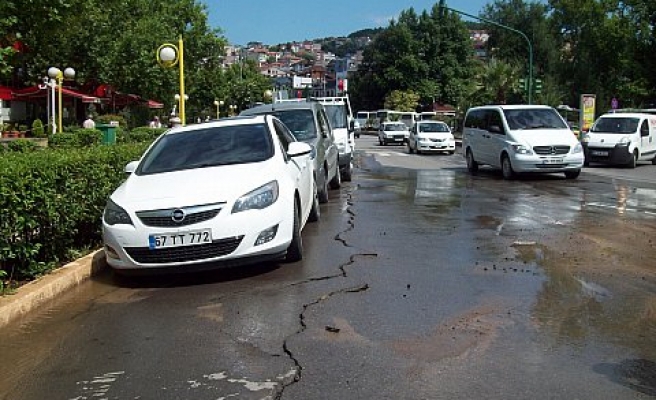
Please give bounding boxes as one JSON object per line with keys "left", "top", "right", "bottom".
{"left": 510, "top": 129, "right": 578, "bottom": 146}
{"left": 111, "top": 161, "right": 276, "bottom": 211}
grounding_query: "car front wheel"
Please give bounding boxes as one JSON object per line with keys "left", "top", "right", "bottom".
{"left": 308, "top": 180, "right": 320, "bottom": 222}
{"left": 564, "top": 170, "right": 581, "bottom": 179}
{"left": 318, "top": 173, "right": 329, "bottom": 203}
{"left": 329, "top": 165, "right": 342, "bottom": 189}
{"left": 466, "top": 149, "right": 478, "bottom": 174}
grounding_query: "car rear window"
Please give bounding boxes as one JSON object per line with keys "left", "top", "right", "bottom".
{"left": 267, "top": 109, "right": 318, "bottom": 141}
{"left": 138, "top": 124, "right": 273, "bottom": 175}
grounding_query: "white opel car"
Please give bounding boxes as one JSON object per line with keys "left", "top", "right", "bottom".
{"left": 408, "top": 120, "right": 456, "bottom": 154}
{"left": 102, "top": 115, "right": 318, "bottom": 273}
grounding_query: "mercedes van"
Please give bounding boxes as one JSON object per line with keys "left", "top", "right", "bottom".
{"left": 462, "top": 105, "right": 584, "bottom": 179}
{"left": 581, "top": 112, "right": 656, "bottom": 168}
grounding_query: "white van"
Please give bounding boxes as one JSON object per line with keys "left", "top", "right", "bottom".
{"left": 581, "top": 113, "right": 656, "bottom": 168}
{"left": 462, "top": 105, "right": 585, "bottom": 179}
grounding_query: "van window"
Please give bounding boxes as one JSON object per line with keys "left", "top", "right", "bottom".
{"left": 464, "top": 110, "right": 486, "bottom": 129}
{"left": 503, "top": 108, "right": 568, "bottom": 130}
{"left": 640, "top": 120, "right": 649, "bottom": 137}
{"left": 591, "top": 117, "right": 639, "bottom": 134}
{"left": 486, "top": 110, "right": 504, "bottom": 134}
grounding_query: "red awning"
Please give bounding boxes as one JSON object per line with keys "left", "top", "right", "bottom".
{"left": 0, "top": 86, "right": 12, "bottom": 100}
{"left": 145, "top": 99, "right": 164, "bottom": 109}
{"left": 12, "top": 85, "right": 103, "bottom": 103}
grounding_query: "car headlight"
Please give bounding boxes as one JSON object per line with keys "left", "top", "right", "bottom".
{"left": 232, "top": 181, "right": 279, "bottom": 213}
{"left": 511, "top": 144, "right": 533, "bottom": 155}
{"left": 618, "top": 136, "right": 631, "bottom": 146}
{"left": 104, "top": 198, "right": 133, "bottom": 226}
{"left": 572, "top": 142, "right": 583, "bottom": 154}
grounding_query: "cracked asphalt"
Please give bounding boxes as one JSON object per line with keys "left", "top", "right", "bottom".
{"left": 1, "top": 137, "right": 656, "bottom": 399}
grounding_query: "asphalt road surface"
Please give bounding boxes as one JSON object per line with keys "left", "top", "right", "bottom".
{"left": 1, "top": 135, "right": 655, "bottom": 400}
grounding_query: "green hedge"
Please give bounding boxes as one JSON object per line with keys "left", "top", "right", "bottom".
{"left": 0, "top": 143, "right": 148, "bottom": 282}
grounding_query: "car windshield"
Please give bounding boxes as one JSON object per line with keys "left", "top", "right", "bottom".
{"left": 268, "top": 109, "right": 317, "bottom": 141}
{"left": 384, "top": 123, "right": 406, "bottom": 131}
{"left": 591, "top": 117, "right": 640, "bottom": 134}
{"left": 324, "top": 104, "right": 348, "bottom": 129}
{"left": 419, "top": 122, "right": 450, "bottom": 133}
{"left": 503, "top": 109, "right": 569, "bottom": 130}
{"left": 137, "top": 124, "right": 272, "bottom": 175}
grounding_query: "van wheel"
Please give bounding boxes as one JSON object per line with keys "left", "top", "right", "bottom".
{"left": 652, "top": 156, "right": 656, "bottom": 165}
{"left": 466, "top": 149, "right": 478, "bottom": 174}
{"left": 501, "top": 155, "right": 515, "bottom": 180}
{"left": 564, "top": 170, "right": 581, "bottom": 179}
{"left": 628, "top": 151, "right": 638, "bottom": 169}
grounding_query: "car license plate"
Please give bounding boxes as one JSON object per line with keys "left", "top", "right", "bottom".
{"left": 591, "top": 150, "right": 609, "bottom": 156}
{"left": 542, "top": 158, "right": 563, "bottom": 164}
{"left": 149, "top": 229, "right": 212, "bottom": 249}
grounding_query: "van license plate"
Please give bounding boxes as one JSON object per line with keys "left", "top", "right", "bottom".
{"left": 543, "top": 158, "right": 563, "bottom": 164}
{"left": 591, "top": 150, "right": 608, "bottom": 156}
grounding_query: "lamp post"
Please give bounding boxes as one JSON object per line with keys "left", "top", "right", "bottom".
{"left": 264, "top": 90, "right": 273, "bottom": 104}
{"left": 174, "top": 93, "right": 188, "bottom": 117}
{"left": 47, "top": 66, "right": 75, "bottom": 134}
{"left": 213, "top": 99, "right": 224, "bottom": 119}
{"left": 442, "top": 3, "right": 534, "bottom": 104}
{"left": 157, "top": 36, "right": 186, "bottom": 125}
{"left": 229, "top": 104, "right": 237, "bottom": 116}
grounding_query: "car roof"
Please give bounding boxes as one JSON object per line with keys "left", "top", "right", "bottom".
{"left": 598, "top": 112, "right": 654, "bottom": 119}
{"left": 467, "top": 104, "right": 555, "bottom": 112}
{"left": 240, "top": 101, "right": 323, "bottom": 115}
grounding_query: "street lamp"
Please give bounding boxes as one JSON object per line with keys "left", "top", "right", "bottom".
{"left": 213, "top": 99, "right": 224, "bottom": 119}
{"left": 229, "top": 104, "right": 237, "bottom": 116}
{"left": 47, "top": 66, "right": 75, "bottom": 134}
{"left": 174, "top": 93, "right": 188, "bottom": 118}
{"left": 264, "top": 89, "right": 273, "bottom": 103}
{"left": 157, "top": 36, "right": 186, "bottom": 125}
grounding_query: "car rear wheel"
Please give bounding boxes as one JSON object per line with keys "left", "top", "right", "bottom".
{"left": 285, "top": 202, "right": 303, "bottom": 262}
{"left": 308, "top": 181, "right": 320, "bottom": 222}
{"left": 501, "top": 154, "right": 515, "bottom": 180}
{"left": 466, "top": 149, "right": 478, "bottom": 174}
{"left": 341, "top": 162, "right": 353, "bottom": 182}
{"left": 318, "top": 173, "right": 329, "bottom": 204}
{"left": 329, "top": 165, "right": 342, "bottom": 189}
{"left": 408, "top": 142, "right": 414, "bottom": 154}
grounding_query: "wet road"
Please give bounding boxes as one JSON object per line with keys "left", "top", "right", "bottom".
{"left": 1, "top": 135, "right": 655, "bottom": 399}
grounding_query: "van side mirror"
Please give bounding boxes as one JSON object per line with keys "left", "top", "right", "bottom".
{"left": 489, "top": 125, "right": 504, "bottom": 134}
{"left": 349, "top": 120, "right": 355, "bottom": 131}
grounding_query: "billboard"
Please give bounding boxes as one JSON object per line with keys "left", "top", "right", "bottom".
{"left": 579, "top": 94, "right": 596, "bottom": 132}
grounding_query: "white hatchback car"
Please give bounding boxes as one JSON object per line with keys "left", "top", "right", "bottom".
{"left": 102, "top": 115, "right": 318, "bottom": 273}
{"left": 378, "top": 121, "right": 410, "bottom": 145}
{"left": 408, "top": 120, "right": 456, "bottom": 154}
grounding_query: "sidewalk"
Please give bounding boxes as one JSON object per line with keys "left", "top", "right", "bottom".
{"left": 0, "top": 250, "right": 106, "bottom": 329}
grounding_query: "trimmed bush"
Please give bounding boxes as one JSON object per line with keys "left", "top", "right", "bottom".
{"left": 32, "top": 119, "right": 46, "bottom": 138}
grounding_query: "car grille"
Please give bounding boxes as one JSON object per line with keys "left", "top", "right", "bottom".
{"left": 429, "top": 138, "right": 445, "bottom": 142}
{"left": 124, "top": 236, "right": 243, "bottom": 264}
{"left": 137, "top": 205, "right": 223, "bottom": 228}
{"left": 533, "top": 145, "right": 570, "bottom": 155}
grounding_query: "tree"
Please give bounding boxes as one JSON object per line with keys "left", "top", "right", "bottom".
{"left": 384, "top": 90, "right": 420, "bottom": 111}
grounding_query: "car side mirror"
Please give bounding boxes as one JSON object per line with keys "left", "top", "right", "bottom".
{"left": 124, "top": 161, "right": 139, "bottom": 175}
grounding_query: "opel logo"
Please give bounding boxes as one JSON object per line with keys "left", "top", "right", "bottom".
{"left": 171, "top": 209, "right": 186, "bottom": 222}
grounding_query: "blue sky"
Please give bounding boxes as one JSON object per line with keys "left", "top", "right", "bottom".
{"left": 207, "top": 0, "right": 491, "bottom": 46}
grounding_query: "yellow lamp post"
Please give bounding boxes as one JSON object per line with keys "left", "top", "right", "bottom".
{"left": 157, "top": 36, "right": 186, "bottom": 126}
{"left": 47, "top": 66, "right": 75, "bottom": 134}
{"left": 213, "top": 100, "right": 224, "bottom": 119}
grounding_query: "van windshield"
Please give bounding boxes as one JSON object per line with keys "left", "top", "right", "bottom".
{"left": 324, "top": 104, "right": 348, "bottom": 129}
{"left": 591, "top": 117, "right": 639, "bottom": 134}
{"left": 503, "top": 109, "right": 569, "bottom": 130}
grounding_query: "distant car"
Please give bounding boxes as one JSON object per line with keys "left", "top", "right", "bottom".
{"left": 102, "top": 115, "right": 318, "bottom": 274}
{"left": 378, "top": 121, "right": 410, "bottom": 145}
{"left": 408, "top": 120, "right": 456, "bottom": 155}
{"left": 315, "top": 96, "right": 355, "bottom": 182}
{"left": 240, "top": 101, "right": 340, "bottom": 203}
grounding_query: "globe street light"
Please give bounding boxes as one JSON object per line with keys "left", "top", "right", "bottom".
{"left": 47, "top": 66, "right": 75, "bottom": 134}
{"left": 213, "top": 99, "right": 224, "bottom": 119}
{"left": 174, "top": 93, "right": 188, "bottom": 118}
{"left": 157, "top": 36, "right": 186, "bottom": 125}
{"left": 264, "top": 89, "right": 273, "bottom": 103}
{"left": 229, "top": 104, "right": 237, "bottom": 116}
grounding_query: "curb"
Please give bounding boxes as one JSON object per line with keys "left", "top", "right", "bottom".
{"left": 0, "top": 249, "right": 107, "bottom": 329}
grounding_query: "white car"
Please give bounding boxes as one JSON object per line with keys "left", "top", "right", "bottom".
{"left": 102, "top": 115, "right": 318, "bottom": 273}
{"left": 378, "top": 121, "right": 410, "bottom": 145}
{"left": 408, "top": 120, "right": 456, "bottom": 154}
